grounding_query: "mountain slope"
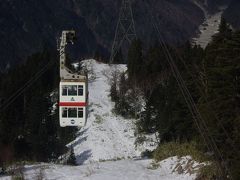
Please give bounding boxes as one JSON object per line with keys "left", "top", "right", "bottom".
{"left": 0, "top": 0, "right": 205, "bottom": 69}
{"left": 1, "top": 0, "right": 234, "bottom": 69}
{"left": 71, "top": 60, "right": 154, "bottom": 163}
{"left": 0, "top": 0, "right": 101, "bottom": 69}
{"left": 2, "top": 59, "right": 204, "bottom": 180}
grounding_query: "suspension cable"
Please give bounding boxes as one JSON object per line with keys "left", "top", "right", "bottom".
{"left": 175, "top": 50, "right": 238, "bottom": 153}
{"left": 143, "top": 0, "right": 231, "bottom": 178}
{"left": 0, "top": 59, "right": 56, "bottom": 113}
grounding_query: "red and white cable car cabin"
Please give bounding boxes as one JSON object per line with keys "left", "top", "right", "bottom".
{"left": 59, "top": 80, "right": 88, "bottom": 127}
{"left": 58, "top": 30, "right": 88, "bottom": 127}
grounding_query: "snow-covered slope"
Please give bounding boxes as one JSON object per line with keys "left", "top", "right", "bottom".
{"left": 192, "top": 6, "right": 227, "bottom": 48}
{"left": 71, "top": 60, "right": 158, "bottom": 164}
{"left": 1, "top": 60, "right": 203, "bottom": 180}
{"left": 71, "top": 60, "right": 142, "bottom": 163}
{"left": 21, "top": 156, "right": 202, "bottom": 180}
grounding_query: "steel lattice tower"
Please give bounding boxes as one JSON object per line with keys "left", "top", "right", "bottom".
{"left": 109, "top": 0, "right": 137, "bottom": 63}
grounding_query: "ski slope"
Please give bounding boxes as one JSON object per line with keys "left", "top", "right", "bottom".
{"left": 1, "top": 60, "right": 203, "bottom": 180}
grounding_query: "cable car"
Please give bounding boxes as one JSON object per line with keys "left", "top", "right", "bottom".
{"left": 58, "top": 30, "right": 88, "bottom": 127}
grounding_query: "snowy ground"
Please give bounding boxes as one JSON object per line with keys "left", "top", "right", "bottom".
{"left": 70, "top": 60, "right": 158, "bottom": 164}
{"left": 0, "top": 60, "right": 203, "bottom": 180}
{"left": 30, "top": 156, "right": 203, "bottom": 180}
{"left": 192, "top": 6, "right": 227, "bottom": 48}
{"left": 2, "top": 156, "right": 202, "bottom": 180}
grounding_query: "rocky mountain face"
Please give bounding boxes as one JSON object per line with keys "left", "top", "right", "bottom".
{"left": 0, "top": 0, "right": 232, "bottom": 69}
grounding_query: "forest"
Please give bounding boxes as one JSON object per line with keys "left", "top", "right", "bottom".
{"left": 0, "top": 50, "right": 78, "bottom": 171}
{"left": 110, "top": 19, "right": 240, "bottom": 179}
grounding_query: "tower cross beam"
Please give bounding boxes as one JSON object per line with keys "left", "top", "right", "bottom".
{"left": 110, "top": 0, "right": 137, "bottom": 63}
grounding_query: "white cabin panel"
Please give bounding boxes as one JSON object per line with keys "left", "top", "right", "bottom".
{"left": 59, "top": 82, "right": 86, "bottom": 103}
{"left": 59, "top": 106, "right": 86, "bottom": 127}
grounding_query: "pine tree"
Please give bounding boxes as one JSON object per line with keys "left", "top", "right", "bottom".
{"left": 94, "top": 50, "right": 101, "bottom": 61}
{"left": 127, "top": 39, "right": 144, "bottom": 80}
{"left": 209, "top": 17, "right": 232, "bottom": 48}
{"left": 115, "top": 73, "right": 131, "bottom": 118}
{"left": 218, "top": 17, "right": 232, "bottom": 35}
{"left": 110, "top": 79, "right": 118, "bottom": 102}
{"left": 0, "top": 50, "right": 76, "bottom": 163}
{"left": 200, "top": 25, "right": 240, "bottom": 178}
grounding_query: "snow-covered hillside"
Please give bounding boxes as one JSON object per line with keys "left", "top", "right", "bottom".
{"left": 192, "top": 6, "right": 227, "bottom": 48}
{"left": 70, "top": 60, "right": 159, "bottom": 164}
{"left": 1, "top": 60, "right": 203, "bottom": 180}
{"left": 71, "top": 60, "right": 143, "bottom": 163}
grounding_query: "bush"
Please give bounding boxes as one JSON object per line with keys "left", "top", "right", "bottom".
{"left": 12, "top": 175, "right": 24, "bottom": 180}
{"left": 196, "top": 163, "right": 218, "bottom": 180}
{"left": 66, "top": 146, "right": 77, "bottom": 166}
{"left": 153, "top": 141, "right": 207, "bottom": 163}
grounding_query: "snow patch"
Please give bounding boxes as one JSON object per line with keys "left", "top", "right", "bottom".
{"left": 192, "top": 6, "right": 227, "bottom": 48}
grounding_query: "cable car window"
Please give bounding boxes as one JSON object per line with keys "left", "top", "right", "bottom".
{"left": 62, "top": 86, "right": 68, "bottom": 96}
{"left": 68, "top": 108, "right": 77, "bottom": 118}
{"left": 78, "top": 85, "right": 83, "bottom": 96}
{"left": 62, "top": 108, "right": 68, "bottom": 118}
{"left": 78, "top": 108, "right": 83, "bottom": 118}
{"left": 68, "top": 85, "right": 77, "bottom": 96}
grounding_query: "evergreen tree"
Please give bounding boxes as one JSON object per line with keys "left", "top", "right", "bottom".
{"left": 218, "top": 17, "right": 232, "bottom": 35}
{"left": 115, "top": 73, "right": 131, "bottom": 118}
{"left": 110, "top": 78, "right": 118, "bottom": 102}
{"left": 127, "top": 39, "right": 144, "bottom": 80}
{"left": 209, "top": 17, "right": 232, "bottom": 48}
{"left": 94, "top": 50, "right": 101, "bottom": 61}
{"left": 200, "top": 25, "right": 240, "bottom": 178}
{"left": 0, "top": 50, "right": 76, "bottom": 164}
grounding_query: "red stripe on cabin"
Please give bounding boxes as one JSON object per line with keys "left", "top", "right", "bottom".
{"left": 59, "top": 102, "right": 87, "bottom": 107}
